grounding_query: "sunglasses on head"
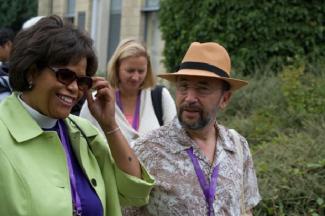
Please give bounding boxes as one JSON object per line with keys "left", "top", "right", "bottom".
{"left": 48, "top": 66, "right": 93, "bottom": 91}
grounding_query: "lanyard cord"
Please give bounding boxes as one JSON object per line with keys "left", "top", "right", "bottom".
{"left": 116, "top": 90, "right": 141, "bottom": 130}
{"left": 187, "top": 147, "right": 219, "bottom": 216}
{"left": 58, "top": 120, "right": 82, "bottom": 214}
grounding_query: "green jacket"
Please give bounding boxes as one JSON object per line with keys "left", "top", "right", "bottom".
{"left": 0, "top": 94, "right": 154, "bottom": 216}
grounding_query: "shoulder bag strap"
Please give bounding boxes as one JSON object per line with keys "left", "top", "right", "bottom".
{"left": 151, "top": 85, "right": 164, "bottom": 126}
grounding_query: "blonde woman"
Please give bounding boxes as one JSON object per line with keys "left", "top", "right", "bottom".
{"left": 80, "top": 38, "right": 176, "bottom": 145}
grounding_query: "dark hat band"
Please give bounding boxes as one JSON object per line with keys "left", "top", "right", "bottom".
{"left": 177, "top": 61, "right": 229, "bottom": 78}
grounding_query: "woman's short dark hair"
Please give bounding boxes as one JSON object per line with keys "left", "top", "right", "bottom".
{"left": 9, "top": 15, "right": 98, "bottom": 91}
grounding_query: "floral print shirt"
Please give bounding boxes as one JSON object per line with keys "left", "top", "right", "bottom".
{"left": 124, "top": 118, "right": 261, "bottom": 216}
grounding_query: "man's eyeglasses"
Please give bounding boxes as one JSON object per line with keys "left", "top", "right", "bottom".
{"left": 48, "top": 66, "right": 93, "bottom": 91}
{"left": 176, "top": 82, "right": 218, "bottom": 95}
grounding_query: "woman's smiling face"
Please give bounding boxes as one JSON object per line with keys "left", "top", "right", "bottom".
{"left": 22, "top": 57, "right": 88, "bottom": 119}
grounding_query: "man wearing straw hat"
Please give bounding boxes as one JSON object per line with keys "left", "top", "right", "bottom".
{"left": 125, "top": 42, "right": 261, "bottom": 215}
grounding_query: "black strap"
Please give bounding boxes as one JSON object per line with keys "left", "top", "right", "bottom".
{"left": 151, "top": 85, "right": 164, "bottom": 126}
{"left": 178, "top": 61, "right": 229, "bottom": 78}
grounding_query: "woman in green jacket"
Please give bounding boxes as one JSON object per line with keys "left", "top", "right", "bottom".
{"left": 0, "top": 15, "right": 154, "bottom": 216}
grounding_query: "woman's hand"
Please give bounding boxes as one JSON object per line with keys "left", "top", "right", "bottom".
{"left": 86, "top": 76, "right": 142, "bottom": 178}
{"left": 86, "top": 77, "right": 117, "bottom": 130}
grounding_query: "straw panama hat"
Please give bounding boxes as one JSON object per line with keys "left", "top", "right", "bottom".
{"left": 158, "top": 42, "right": 248, "bottom": 91}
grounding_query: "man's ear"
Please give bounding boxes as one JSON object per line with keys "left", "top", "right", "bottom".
{"left": 219, "top": 91, "right": 232, "bottom": 109}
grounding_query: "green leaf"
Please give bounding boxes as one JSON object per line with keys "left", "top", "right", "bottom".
{"left": 316, "top": 198, "right": 324, "bottom": 206}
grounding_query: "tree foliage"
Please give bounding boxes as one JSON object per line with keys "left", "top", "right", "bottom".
{"left": 218, "top": 61, "right": 325, "bottom": 215}
{"left": 159, "top": 0, "right": 325, "bottom": 75}
{"left": 0, "top": 0, "right": 38, "bottom": 31}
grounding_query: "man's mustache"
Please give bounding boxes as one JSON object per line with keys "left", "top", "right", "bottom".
{"left": 180, "top": 103, "right": 202, "bottom": 112}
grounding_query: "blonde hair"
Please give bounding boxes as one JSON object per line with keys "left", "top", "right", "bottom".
{"left": 107, "top": 38, "right": 156, "bottom": 89}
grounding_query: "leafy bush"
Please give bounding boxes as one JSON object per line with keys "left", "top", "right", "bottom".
{"left": 159, "top": 0, "right": 325, "bottom": 75}
{"left": 0, "top": 0, "right": 37, "bottom": 31}
{"left": 218, "top": 63, "right": 325, "bottom": 215}
{"left": 219, "top": 72, "right": 288, "bottom": 145}
{"left": 254, "top": 127, "right": 325, "bottom": 215}
{"left": 280, "top": 62, "right": 325, "bottom": 117}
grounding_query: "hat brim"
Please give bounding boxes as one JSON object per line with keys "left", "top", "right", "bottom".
{"left": 158, "top": 69, "right": 248, "bottom": 91}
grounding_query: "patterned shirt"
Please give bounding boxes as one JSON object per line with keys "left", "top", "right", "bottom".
{"left": 124, "top": 118, "right": 261, "bottom": 216}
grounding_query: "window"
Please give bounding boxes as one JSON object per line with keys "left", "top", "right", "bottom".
{"left": 65, "top": 0, "right": 76, "bottom": 24}
{"left": 143, "top": 0, "right": 160, "bottom": 11}
{"left": 77, "top": 11, "right": 86, "bottom": 31}
{"left": 142, "top": 0, "right": 161, "bottom": 74}
{"left": 107, "top": 0, "right": 122, "bottom": 60}
{"left": 67, "top": 0, "right": 76, "bottom": 16}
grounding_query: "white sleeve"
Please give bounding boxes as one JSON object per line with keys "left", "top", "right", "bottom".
{"left": 161, "top": 87, "right": 177, "bottom": 124}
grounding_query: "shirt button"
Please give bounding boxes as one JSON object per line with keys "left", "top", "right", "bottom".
{"left": 91, "top": 178, "right": 97, "bottom": 187}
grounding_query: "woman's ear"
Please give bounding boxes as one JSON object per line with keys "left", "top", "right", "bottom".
{"left": 26, "top": 64, "right": 39, "bottom": 83}
{"left": 25, "top": 65, "right": 40, "bottom": 90}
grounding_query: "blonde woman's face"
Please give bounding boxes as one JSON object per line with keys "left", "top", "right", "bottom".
{"left": 118, "top": 56, "right": 148, "bottom": 92}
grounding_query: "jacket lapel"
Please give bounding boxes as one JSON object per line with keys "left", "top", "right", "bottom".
{"left": 64, "top": 117, "right": 106, "bottom": 206}
{"left": 64, "top": 116, "right": 98, "bottom": 178}
{"left": 0, "top": 94, "right": 43, "bottom": 143}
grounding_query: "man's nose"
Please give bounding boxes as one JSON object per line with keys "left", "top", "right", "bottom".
{"left": 184, "top": 88, "right": 198, "bottom": 103}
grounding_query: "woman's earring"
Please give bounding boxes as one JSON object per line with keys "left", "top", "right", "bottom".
{"left": 28, "top": 81, "right": 33, "bottom": 90}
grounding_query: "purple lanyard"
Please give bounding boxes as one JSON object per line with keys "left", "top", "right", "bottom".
{"left": 58, "top": 120, "right": 82, "bottom": 215}
{"left": 116, "top": 90, "right": 141, "bottom": 130}
{"left": 187, "top": 147, "right": 219, "bottom": 216}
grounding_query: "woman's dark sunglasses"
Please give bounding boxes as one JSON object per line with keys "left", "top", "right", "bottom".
{"left": 48, "top": 66, "right": 93, "bottom": 91}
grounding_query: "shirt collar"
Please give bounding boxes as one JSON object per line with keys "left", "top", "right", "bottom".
{"left": 170, "top": 118, "right": 236, "bottom": 154}
{"left": 18, "top": 94, "right": 57, "bottom": 129}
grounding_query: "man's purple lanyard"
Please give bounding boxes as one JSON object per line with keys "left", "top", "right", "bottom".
{"left": 58, "top": 120, "right": 82, "bottom": 215}
{"left": 116, "top": 90, "right": 141, "bottom": 130}
{"left": 187, "top": 147, "right": 219, "bottom": 216}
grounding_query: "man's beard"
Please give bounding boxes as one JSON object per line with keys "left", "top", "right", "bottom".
{"left": 177, "top": 105, "right": 213, "bottom": 130}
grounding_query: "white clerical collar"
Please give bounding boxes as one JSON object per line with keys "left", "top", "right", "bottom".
{"left": 18, "top": 94, "right": 58, "bottom": 129}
